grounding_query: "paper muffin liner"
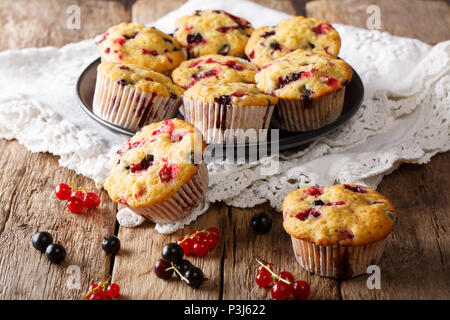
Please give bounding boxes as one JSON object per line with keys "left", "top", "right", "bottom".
{"left": 271, "top": 87, "right": 346, "bottom": 132}
{"left": 183, "top": 97, "right": 274, "bottom": 144}
{"left": 128, "top": 163, "right": 208, "bottom": 223}
{"left": 93, "top": 73, "right": 181, "bottom": 131}
{"left": 290, "top": 236, "right": 387, "bottom": 278}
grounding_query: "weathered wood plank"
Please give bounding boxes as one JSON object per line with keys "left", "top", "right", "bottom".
{"left": 0, "top": 0, "right": 131, "bottom": 51}
{"left": 339, "top": 153, "right": 450, "bottom": 299}
{"left": 111, "top": 204, "right": 227, "bottom": 299}
{"left": 0, "top": 140, "right": 116, "bottom": 300}
{"left": 223, "top": 204, "right": 340, "bottom": 300}
{"left": 306, "top": 0, "right": 450, "bottom": 44}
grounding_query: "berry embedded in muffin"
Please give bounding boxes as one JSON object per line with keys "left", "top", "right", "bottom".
{"left": 96, "top": 22, "right": 185, "bottom": 73}
{"left": 172, "top": 54, "right": 258, "bottom": 89}
{"left": 245, "top": 16, "right": 341, "bottom": 68}
{"left": 174, "top": 10, "right": 254, "bottom": 59}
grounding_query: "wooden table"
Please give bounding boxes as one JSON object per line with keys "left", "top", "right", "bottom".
{"left": 0, "top": 0, "right": 448, "bottom": 300}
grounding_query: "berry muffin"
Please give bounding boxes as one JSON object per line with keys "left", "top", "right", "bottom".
{"left": 183, "top": 82, "right": 277, "bottom": 143}
{"left": 96, "top": 22, "right": 185, "bottom": 74}
{"left": 282, "top": 184, "right": 397, "bottom": 278}
{"left": 93, "top": 62, "right": 184, "bottom": 131}
{"left": 245, "top": 16, "right": 341, "bottom": 68}
{"left": 172, "top": 54, "right": 258, "bottom": 89}
{"left": 174, "top": 10, "right": 254, "bottom": 59}
{"left": 255, "top": 49, "right": 353, "bottom": 132}
{"left": 104, "top": 118, "right": 208, "bottom": 223}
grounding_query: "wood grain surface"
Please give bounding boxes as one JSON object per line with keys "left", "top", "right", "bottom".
{"left": 0, "top": 0, "right": 449, "bottom": 300}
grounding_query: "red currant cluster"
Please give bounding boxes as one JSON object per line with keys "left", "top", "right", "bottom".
{"left": 55, "top": 183, "right": 101, "bottom": 214}
{"left": 177, "top": 227, "right": 220, "bottom": 257}
{"left": 255, "top": 259, "right": 310, "bottom": 300}
{"left": 79, "top": 278, "right": 120, "bottom": 300}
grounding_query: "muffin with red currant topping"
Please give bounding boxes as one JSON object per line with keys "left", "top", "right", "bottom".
{"left": 256, "top": 49, "right": 353, "bottom": 132}
{"left": 183, "top": 82, "right": 277, "bottom": 143}
{"left": 245, "top": 16, "right": 341, "bottom": 68}
{"left": 173, "top": 10, "right": 254, "bottom": 59}
{"left": 172, "top": 54, "right": 258, "bottom": 89}
{"left": 104, "top": 118, "right": 208, "bottom": 223}
{"left": 282, "top": 184, "right": 397, "bottom": 278}
{"left": 93, "top": 62, "right": 184, "bottom": 131}
{"left": 96, "top": 22, "right": 185, "bottom": 74}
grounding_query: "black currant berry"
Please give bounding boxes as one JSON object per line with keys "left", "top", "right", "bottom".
{"left": 185, "top": 267, "right": 204, "bottom": 288}
{"left": 251, "top": 212, "right": 272, "bottom": 234}
{"left": 102, "top": 235, "right": 121, "bottom": 255}
{"left": 45, "top": 243, "right": 66, "bottom": 264}
{"left": 161, "top": 243, "right": 184, "bottom": 263}
{"left": 175, "top": 259, "right": 193, "bottom": 278}
{"left": 32, "top": 231, "right": 53, "bottom": 253}
{"left": 154, "top": 258, "right": 174, "bottom": 280}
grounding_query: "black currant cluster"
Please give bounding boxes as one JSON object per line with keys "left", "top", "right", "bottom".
{"left": 32, "top": 231, "right": 66, "bottom": 264}
{"left": 154, "top": 243, "right": 205, "bottom": 289}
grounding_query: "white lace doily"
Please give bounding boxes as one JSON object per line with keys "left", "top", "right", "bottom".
{"left": 0, "top": 0, "right": 448, "bottom": 234}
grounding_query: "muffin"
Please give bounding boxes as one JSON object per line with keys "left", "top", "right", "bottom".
{"left": 174, "top": 10, "right": 254, "bottom": 59}
{"left": 93, "top": 62, "right": 184, "bottom": 131}
{"left": 282, "top": 184, "right": 397, "bottom": 278}
{"left": 172, "top": 54, "right": 258, "bottom": 89}
{"left": 255, "top": 49, "right": 353, "bottom": 132}
{"left": 245, "top": 16, "right": 341, "bottom": 68}
{"left": 183, "top": 82, "right": 277, "bottom": 143}
{"left": 104, "top": 118, "right": 208, "bottom": 223}
{"left": 96, "top": 22, "right": 185, "bottom": 74}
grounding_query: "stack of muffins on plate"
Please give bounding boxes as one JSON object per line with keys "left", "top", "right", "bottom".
{"left": 96, "top": 11, "right": 355, "bottom": 224}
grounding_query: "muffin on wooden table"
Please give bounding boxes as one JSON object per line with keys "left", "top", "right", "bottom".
{"left": 174, "top": 10, "right": 254, "bottom": 59}
{"left": 183, "top": 82, "right": 277, "bottom": 143}
{"left": 256, "top": 49, "right": 353, "bottom": 132}
{"left": 282, "top": 184, "right": 397, "bottom": 278}
{"left": 172, "top": 54, "right": 258, "bottom": 89}
{"left": 104, "top": 118, "right": 208, "bottom": 223}
{"left": 245, "top": 16, "right": 341, "bottom": 68}
{"left": 93, "top": 62, "right": 184, "bottom": 131}
{"left": 96, "top": 22, "right": 185, "bottom": 74}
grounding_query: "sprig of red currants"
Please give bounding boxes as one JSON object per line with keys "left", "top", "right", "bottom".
{"left": 177, "top": 227, "right": 220, "bottom": 257}
{"left": 55, "top": 182, "right": 101, "bottom": 214}
{"left": 79, "top": 277, "right": 120, "bottom": 300}
{"left": 255, "top": 259, "right": 310, "bottom": 300}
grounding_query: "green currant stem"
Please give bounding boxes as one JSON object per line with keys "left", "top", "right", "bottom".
{"left": 171, "top": 262, "right": 190, "bottom": 284}
{"left": 256, "top": 259, "right": 291, "bottom": 285}
{"left": 178, "top": 229, "right": 209, "bottom": 245}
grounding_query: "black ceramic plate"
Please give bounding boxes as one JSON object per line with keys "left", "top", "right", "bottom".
{"left": 76, "top": 58, "right": 364, "bottom": 151}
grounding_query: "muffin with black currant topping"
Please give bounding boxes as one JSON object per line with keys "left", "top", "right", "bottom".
{"left": 183, "top": 82, "right": 278, "bottom": 143}
{"left": 245, "top": 16, "right": 341, "bottom": 68}
{"left": 104, "top": 118, "right": 208, "bottom": 223}
{"left": 282, "top": 184, "right": 397, "bottom": 278}
{"left": 172, "top": 54, "right": 258, "bottom": 89}
{"left": 96, "top": 22, "right": 185, "bottom": 74}
{"left": 173, "top": 10, "right": 254, "bottom": 59}
{"left": 255, "top": 49, "right": 353, "bottom": 132}
{"left": 93, "top": 62, "right": 184, "bottom": 131}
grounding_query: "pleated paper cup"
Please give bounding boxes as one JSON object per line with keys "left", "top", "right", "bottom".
{"left": 290, "top": 236, "right": 387, "bottom": 278}
{"left": 271, "top": 88, "right": 346, "bottom": 132}
{"left": 183, "top": 97, "right": 274, "bottom": 144}
{"left": 93, "top": 73, "right": 181, "bottom": 131}
{"left": 128, "top": 163, "right": 208, "bottom": 223}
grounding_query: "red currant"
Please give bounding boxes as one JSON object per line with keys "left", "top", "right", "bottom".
{"left": 271, "top": 280, "right": 292, "bottom": 300}
{"left": 292, "top": 280, "right": 310, "bottom": 300}
{"left": 255, "top": 271, "right": 273, "bottom": 288}
{"left": 207, "top": 227, "right": 220, "bottom": 238}
{"left": 89, "top": 291, "right": 105, "bottom": 300}
{"left": 257, "top": 262, "right": 273, "bottom": 276}
{"left": 193, "top": 241, "right": 209, "bottom": 257}
{"left": 67, "top": 196, "right": 85, "bottom": 214}
{"left": 178, "top": 236, "right": 194, "bottom": 255}
{"left": 195, "top": 232, "right": 207, "bottom": 241}
{"left": 205, "top": 234, "right": 219, "bottom": 249}
{"left": 72, "top": 190, "right": 85, "bottom": 199}
{"left": 55, "top": 183, "right": 72, "bottom": 201}
{"left": 88, "top": 283, "right": 98, "bottom": 292}
{"left": 279, "top": 271, "right": 294, "bottom": 284}
{"left": 106, "top": 283, "right": 120, "bottom": 298}
{"left": 83, "top": 192, "right": 101, "bottom": 209}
